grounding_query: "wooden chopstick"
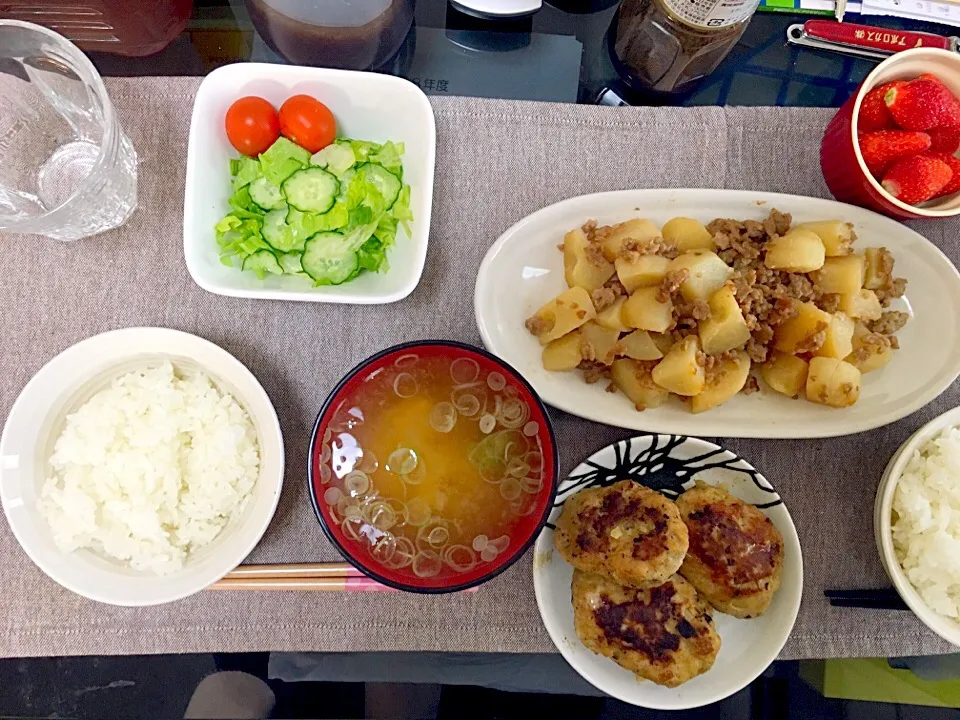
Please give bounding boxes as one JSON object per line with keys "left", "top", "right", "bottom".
{"left": 222, "top": 562, "right": 362, "bottom": 579}
{"left": 825, "top": 588, "right": 909, "bottom": 611}
{"left": 206, "top": 562, "right": 479, "bottom": 593}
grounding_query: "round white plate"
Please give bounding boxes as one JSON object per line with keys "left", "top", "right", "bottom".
{"left": 532, "top": 435, "right": 803, "bottom": 710}
{"left": 475, "top": 189, "right": 960, "bottom": 438}
{"left": 0, "top": 327, "right": 285, "bottom": 606}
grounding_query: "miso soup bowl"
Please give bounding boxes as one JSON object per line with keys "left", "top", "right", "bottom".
{"left": 307, "top": 340, "right": 559, "bottom": 593}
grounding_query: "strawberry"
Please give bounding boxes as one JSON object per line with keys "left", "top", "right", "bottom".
{"left": 858, "top": 81, "right": 906, "bottom": 133}
{"left": 928, "top": 126, "right": 960, "bottom": 154}
{"left": 881, "top": 155, "right": 953, "bottom": 205}
{"left": 918, "top": 73, "right": 960, "bottom": 129}
{"left": 885, "top": 78, "right": 959, "bottom": 131}
{"left": 858, "top": 130, "right": 931, "bottom": 175}
{"left": 926, "top": 152, "right": 960, "bottom": 197}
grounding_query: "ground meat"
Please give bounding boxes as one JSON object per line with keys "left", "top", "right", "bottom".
{"left": 603, "top": 277, "right": 626, "bottom": 297}
{"left": 525, "top": 315, "right": 553, "bottom": 337}
{"left": 605, "top": 382, "right": 617, "bottom": 393}
{"left": 889, "top": 335, "right": 900, "bottom": 350}
{"left": 591, "top": 286, "right": 618, "bottom": 312}
{"left": 875, "top": 277, "right": 907, "bottom": 307}
{"left": 585, "top": 243, "right": 607, "bottom": 266}
{"left": 820, "top": 293, "right": 841, "bottom": 313}
{"left": 658, "top": 269, "right": 688, "bottom": 302}
{"left": 745, "top": 339, "right": 770, "bottom": 364}
{"left": 620, "top": 236, "right": 679, "bottom": 261}
{"left": 743, "top": 376, "right": 760, "bottom": 395}
{"left": 794, "top": 327, "right": 827, "bottom": 354}
{"left": 869, "top": 310, "right": 909, "bottom": 335}
{"left": 580, "top": 360, "right": 609, "bottom": 384}
{"left": 581, "top": 219, "right": 598, "bottom": 241}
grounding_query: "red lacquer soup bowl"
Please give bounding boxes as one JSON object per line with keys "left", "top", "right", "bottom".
{"left": 308, "top": 340, "right": 559, "bottom": 593}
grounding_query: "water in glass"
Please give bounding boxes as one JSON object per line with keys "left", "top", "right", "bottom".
{"left": 0, "top": 20, "right": 137, "bottom": 241}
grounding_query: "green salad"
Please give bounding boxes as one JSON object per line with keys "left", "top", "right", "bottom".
{"left": 215, "top": 137, "right": 412, "bottom": 286}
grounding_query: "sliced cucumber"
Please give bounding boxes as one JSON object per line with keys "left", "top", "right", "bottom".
{"left": 311, "top": 143, "right": 356, "bottom": 176}
{"left": 301, "top": 232, "right": 359, "bottom": 286}
{"left": 358, "top": 163, "right": 402, "bottom": 210}
{"left": 261, "top": 207, "right": 306, "bottom": 253}
{"left": 278, "top": 252, "right": 304, "bottom": 274}
{"left": 242, "top": 250, "right": 283, "bottom": 278}
{"left": 249, "top": 177, "right": 286, "bottom": 210}
{"left": 282, "top": 167, "right": 339, "bottom": 214}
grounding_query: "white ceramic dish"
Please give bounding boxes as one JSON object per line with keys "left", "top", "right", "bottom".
{"left": 475, "top": 189, "right": 960, "bottom": 438}
{"left": 874, "top": 405, "right": 960, "bottom": 647}
{"left": 533, "top": 435, "right": 802, "bottom": 709}
{"left": 184, "top": 63, "right": 436, "bottom": 304}
{"left": 0, "top": 328, "right": 285, "bottom": 606}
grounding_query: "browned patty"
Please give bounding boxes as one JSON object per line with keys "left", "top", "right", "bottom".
{"left": 572, "top": 570, "right": 720, "bottom": 687}
{"left": 554, "top": 480, "right": 688, "bottom": 588}
{"left": 676, "top": 482, "right": 784, "bottom": 619}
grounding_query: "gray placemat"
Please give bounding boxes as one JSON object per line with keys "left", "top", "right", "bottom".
{"left": 0, "top": 78, "right": 956, "bottom": 660}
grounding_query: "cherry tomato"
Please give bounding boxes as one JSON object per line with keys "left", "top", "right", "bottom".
{"left": 278, "top": 95, "right": 336, "bottom": 153}
{"left": 225, "top": 96, "right": 280, "bottom": 157}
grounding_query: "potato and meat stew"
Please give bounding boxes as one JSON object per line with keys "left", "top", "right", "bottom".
{"left": 524, "top": 210, "right": 907, "bottom": 413}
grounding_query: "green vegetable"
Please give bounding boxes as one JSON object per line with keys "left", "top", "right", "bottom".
{"left": 259, "top": 137, "right": 311, "bottom": 185}
{"left": 214, "top": 135, "right": 412, "bottom": 287}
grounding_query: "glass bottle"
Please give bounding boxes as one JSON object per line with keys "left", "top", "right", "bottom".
{"left": 611, "top": 0, "right": 759, "bottom": 96}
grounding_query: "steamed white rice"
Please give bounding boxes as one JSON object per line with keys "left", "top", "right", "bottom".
{"left": 39, "top": 362, "right": 260, "bottom": 575}
{"left": 892, "top": 426, "right": 960, "bottom": 619}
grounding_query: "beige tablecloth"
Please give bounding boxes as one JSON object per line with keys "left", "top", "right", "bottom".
{"left": 1, "top": 78, "right": 957, "bottom": 660}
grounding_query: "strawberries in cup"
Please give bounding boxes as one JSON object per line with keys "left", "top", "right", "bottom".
{"left": 855, "top": 72, "right": 960, "bottom": 207}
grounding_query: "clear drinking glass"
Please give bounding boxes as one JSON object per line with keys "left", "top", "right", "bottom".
{"left": 0, "top": 20, "right": 137, "bottom": 241}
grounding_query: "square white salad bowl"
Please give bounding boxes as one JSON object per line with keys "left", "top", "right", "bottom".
{"left": 184, "top": 63, "right": 436, "bottom": 304}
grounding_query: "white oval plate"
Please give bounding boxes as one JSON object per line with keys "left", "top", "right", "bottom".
{"left": 0, "top": 328, "right": 285, "bottom": 606}
{"left": 475, "top": 189, "right": 960, "bottom": 438}
{"left": 533, "top": 435, "right": 803, "bottom": 709}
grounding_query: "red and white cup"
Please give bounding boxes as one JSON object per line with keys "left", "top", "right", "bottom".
{"left": 821, "top": 47, "right": 960, "bottom": 220}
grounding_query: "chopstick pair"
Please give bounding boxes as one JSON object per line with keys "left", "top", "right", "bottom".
{"left": 825, "top": 588, "right": 908, "bottom": 611}
{"left": 208, "top": 563, "right": 478, "bottom": 593}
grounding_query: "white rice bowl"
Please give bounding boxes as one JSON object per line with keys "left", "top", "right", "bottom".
{"left": 39, "top": 361, "right": 260, "bottom": 575}
{"left": 891, "top": 426, "right": 960, "bottom": 619}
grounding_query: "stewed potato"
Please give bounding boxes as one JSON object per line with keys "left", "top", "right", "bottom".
{"left": 617, "top": 330, "right": 663, "bottom": 361}
{"left": 542, "top": 332, "right": 582, "bottom": 371}
{"left": 581, "top": 322, "right": 620, "bottom": 365}
{"left": 761, "top": 353, "right": 809, "bottom": 398}
{"left": 699, "top": 286, "right": 750, "bottom": 356}
{"left": 564, "top": 228, "right": 615, "bottom": 291}
{"left": 764, "top": 228, "right": 825, "bottom": 273}
{"left": 623, "top": 287, "right": 674, "bottom": 333}
{"left": 806, "top": 357, "right": 861, "bottom": 407}
{"left": 661, "top": 217, "right": 714, "bottom": 251}
{"left": 611, "top": 358, "right": 670, "bottom": 410}
{"left": 773, "top": 301, "right": 831, "bottom": 354}
{"left": 691, "top": 351, "right": 751, "bottom": 413}
{"left": 600, "top": 219, "right": 660, "bottom": 262}
{"left": 652, "top": 336, "right": 705, "bottom": 396}
{"left": 528, "top": 286, "right": 596, "bottom": 344}
{"left": 526, "top": 211, "right": 906, "bottom": 414}
{"left": 596, "top": 297, "right": 629, "bottom": 331}
{"left": 812, "top": 255, "right": 865, "bottom": 295}
{"left": 863, "top": 247, "right": 892, "bottom": 290}
{"left": 616, "top": 254, "right": 670, "bottom": 292}
{"left": 815, "top": 312, "right": 855, "bottom": 360}
{"left": 795, "top": 220, "right": 853, "bottom": 257}
{"left": 668, "top": 251, "right": 734, "bottom": 302}
{"left": 838, "top": 289, "right": 882, "bottom": 321}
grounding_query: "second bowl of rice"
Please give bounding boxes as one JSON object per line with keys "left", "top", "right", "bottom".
{"left": 875, "top": 405, "right": 960, "bottom": 647}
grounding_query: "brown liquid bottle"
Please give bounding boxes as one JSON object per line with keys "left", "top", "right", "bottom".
{"left": 611, "top": 0, "right": 760, "bottom": 96}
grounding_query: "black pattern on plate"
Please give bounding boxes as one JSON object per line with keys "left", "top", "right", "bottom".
{"left": 547, "top": 434, "right": 781, "bottom": 529}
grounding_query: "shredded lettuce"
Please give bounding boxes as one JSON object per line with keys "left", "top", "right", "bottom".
{"left": 231, "top": 156, "right": 263, "bottom": 191}
{"left": 259, "top": 137, "right": 310, "bottom": 185}
{"left": 215, "top": 135, "right": 412, "bottom": 285}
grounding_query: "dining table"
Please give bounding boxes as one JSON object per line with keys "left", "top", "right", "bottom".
{"left": 1, "top": 0, "right": 958, "bottom": 674}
